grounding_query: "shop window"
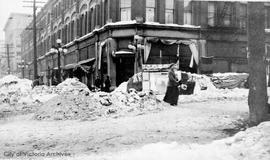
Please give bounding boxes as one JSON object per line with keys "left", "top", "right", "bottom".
{"left": 146, "top": 0, "right": 155, "bottom": 22}
{"left": 208, "top": 2, "right": 215, "bottom": 26}
{"left": 120, "top": 0, "right": 131, "bottom": 21}
{"left": 165, "top": 0, "right": 174, "bottom": 24}
{"left": 184, "top": 0, "right": 192, "bottom": 25}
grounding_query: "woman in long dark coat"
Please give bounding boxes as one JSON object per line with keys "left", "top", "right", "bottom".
{"left": 163, "top": 65, "right": 181, "bottom": 106}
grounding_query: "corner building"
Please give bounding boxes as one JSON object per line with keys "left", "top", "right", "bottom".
{"left": 21, "top": 0, "right": 270, "bottom": 88}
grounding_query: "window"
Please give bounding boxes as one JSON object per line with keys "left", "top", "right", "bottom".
{"left": 104, "top": 0, "right": 109, "bottom": 24}
{"left": 265, "top": 6, "right": 270, "bottom": 28}
{"left": 146, "top": 0, "right": 155, "bottom": 22}
{"left": 47, "top": 13, "right": 51, "bottom": 24}
{"left": 120, "top": 0, "right": 131, "bottom": 21}
{"left": 208, "top": 2, "right": 215, "bottom": 26}
{"left": 239, "top": 4, "right": 247, "bottom": 29}
{"left": 165, "top": 0, "right": 174, "bottom": 24}
{"left": 184, "top": 0, "right": 192, "bottom": 25}
{"left": 223, "top": 2, "right": 233, "bottom": 26}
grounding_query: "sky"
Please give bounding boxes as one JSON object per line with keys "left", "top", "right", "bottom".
{"left": 0, "top": 0, "right": 47, "bottom": 41}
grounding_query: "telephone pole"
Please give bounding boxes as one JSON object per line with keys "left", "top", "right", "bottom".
{"left": 247, "top": 2, "right": 268, "bottom": 125}
{"left": 6, "top": 44, "right": 10, "bottom": 74}
{"left": 23, "top": 0, "right": 45, "bottom": 80}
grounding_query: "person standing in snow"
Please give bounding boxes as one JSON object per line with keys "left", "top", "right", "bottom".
{"left": 32, "top": 76, "right": 40, "bottom": 89}
{"left": 105, "top": 75, "right": 111, "bottom": 92}
{"left": 163, "top": 64, "right": 182, "bottom": 106}
{"left": 95, "top": 76, "right": 102, "bottom": 91}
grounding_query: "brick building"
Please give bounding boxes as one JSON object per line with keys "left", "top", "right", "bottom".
{"left": 20, "top": 0, "right": 270, "bottom": 88}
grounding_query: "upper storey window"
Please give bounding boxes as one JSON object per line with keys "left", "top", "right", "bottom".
{"left": 184, "top": 0, "right": 192, "bottom": 25}
{"left": 208, "top": 2, "right": 215, "bottom": 26}
{"left": 146, "top": 0, "right": 155, "bottom": 22}
{"left": 165, "top": 0, "right": 174, "bottom": 24}
{"left": 120, "top": 0, "right": 131, "bottom": 21}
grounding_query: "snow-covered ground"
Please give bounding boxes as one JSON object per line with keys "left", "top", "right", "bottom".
{"left": 0, "top": 74, "right": 269, "bottom": 160}
{"left": 83, "top": 121, "right": 270, "bottom": 160}
{"left": 0, "top": 100, "right": 250, "bottom": 160}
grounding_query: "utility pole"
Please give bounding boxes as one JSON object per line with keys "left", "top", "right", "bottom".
{"left": 33, "top": 0, "right": 38, "bottom": 80}
{"left": 6, "top": 44, "right": 10, "bottom": 74}
{"left": 247, "top": 2, "right": 269, "bottom": 126}
{"left": 23, "top": 0, "right": 45, "bottom": 80}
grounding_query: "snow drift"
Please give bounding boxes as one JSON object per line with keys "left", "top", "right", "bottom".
{"left": 77, "top": 121, "right": 270, "bottom": 160}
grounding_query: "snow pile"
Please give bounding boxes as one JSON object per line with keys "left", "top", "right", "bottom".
{"left": 211, "top": 73, "right": 249, "bottom": 89}
{"left": 56, "top": 78, "right": 90, "bottom": 94}
{"left": 81, "top": 121, "right": 270, "bottom": 160}
{"left": 0, "top": 75, "right": 32, "bottom": 95}
{"left": 0, "top": 75, "right": 32, "bottom": 105}
{"left": 112, "top": 82, "right": 128, "bottom": 93}
{"left": 175, "top": 72, "right": 248, "bottom": 103}
{"left": 34, "top": 89, "right": 165, "bottom": 121}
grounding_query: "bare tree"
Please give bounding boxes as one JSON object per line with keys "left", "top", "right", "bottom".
{"left": 247, "top": 2, "right": 268, "bottom": 126}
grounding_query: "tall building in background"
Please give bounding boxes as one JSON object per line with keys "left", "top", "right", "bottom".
{"left": 3, "top": 13, "right": 32, "bottom": 76}
{"left": 0, "top": 40, "right": 7, "bottom": 78}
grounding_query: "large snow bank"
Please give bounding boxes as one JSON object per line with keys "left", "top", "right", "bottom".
{"left": 34, "top": 89, "right": 166, "bottom": 121}
{"left": 78, "top": 121, "right": 270, "bottom": 160}
{"left": 0, "top": 75, "right": 33, "bottom": 105}
{"left": 0, "top": 75, "right": 32, "bottom": 95}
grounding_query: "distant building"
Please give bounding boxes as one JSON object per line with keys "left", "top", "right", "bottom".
{"left": 20, "top": 0, "right": 270, "bottom": 87}
{"left": 0, "top": 40, "right": 7, "bottom": 78}
{"left": 3, "top": 13, "right": 32, "bottom": 76}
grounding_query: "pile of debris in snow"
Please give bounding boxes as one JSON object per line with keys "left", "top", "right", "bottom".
{"left": 34, "top": 88, "right": 165, "bottom": 121}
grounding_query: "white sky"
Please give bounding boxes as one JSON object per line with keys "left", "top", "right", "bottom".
{"left": 0, "top": 0, "right": 47, "bottom": 41}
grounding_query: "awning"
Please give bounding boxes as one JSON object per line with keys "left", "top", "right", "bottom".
{"left": 73, "top": 64, "right": 92, "bottom": 74}
{"left": 63, "top": 58, "right": 95, "bottom": 70}
{"left": 78, "top": 58, "right": 96, "bottom": 65}
{"left": 112, "top": 50, "right": 134, "bottom": 57}
{"left": 63, "top": 63, "right": 77, "bottom": 70}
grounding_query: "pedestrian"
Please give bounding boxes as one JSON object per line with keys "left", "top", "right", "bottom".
{"left": 31, "top": 76, "right": 40, "bottom": 89}
{"left": 105, "top": 75, "right": 111, "bottom": 92}
{"left": 94, "top": 75, "right": 102, "bottom": 91}
{"left": 163, "top": 64, "right": 182, "bottom": 106}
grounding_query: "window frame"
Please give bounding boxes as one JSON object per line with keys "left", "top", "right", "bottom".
{"left": 165, "top": 0, "right": 175, "bottom": 24}
{"left": 120, "top": 0, "right": 131, "bottom": 21}
{"left": 208, "top": 2, "right": 216, "bottom": 27}
{"left": 145, "top": 0, "right": 156, "bottom": 22}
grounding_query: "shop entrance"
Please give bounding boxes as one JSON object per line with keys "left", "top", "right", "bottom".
{"left": 115, "top": 56, "right": 134, "bottom": 86}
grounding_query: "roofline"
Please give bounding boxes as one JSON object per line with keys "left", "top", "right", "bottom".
{"left": 3, "top": 13, "right": 32, "bottom": 31}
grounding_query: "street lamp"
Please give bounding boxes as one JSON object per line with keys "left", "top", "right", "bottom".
{"left": 51, "top": 39, "right": 67, "bottom": 84}
{"left": 128, "top": 35, "right": 144, "bottom": 73}
{"left": 18, "top": 60, "right": 26, "bottom": 78}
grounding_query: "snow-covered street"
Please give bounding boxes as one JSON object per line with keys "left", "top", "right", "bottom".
{"left": 0, "top": 74, "right": 269, "bottom": 160}
{"left": 0, "top": 100, "right": 249, "bottom": 160}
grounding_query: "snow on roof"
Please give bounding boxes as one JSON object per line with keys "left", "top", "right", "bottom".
{"left": 265, "top": 29, "right": 270, "bottom": 33}
{"left": 144, "top": 22, "right": 201, "bottom": 28}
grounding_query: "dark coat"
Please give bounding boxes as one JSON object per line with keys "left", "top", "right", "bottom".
{"left": 164, "top": 70, "right": 181, "bottom": 105}
{"left": 167, "top": 70, "right": 179, "bottom": 87}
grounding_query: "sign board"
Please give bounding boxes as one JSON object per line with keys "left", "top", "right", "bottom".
{"left": 143, "top": 71, "right": 168, "bottom": 95}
